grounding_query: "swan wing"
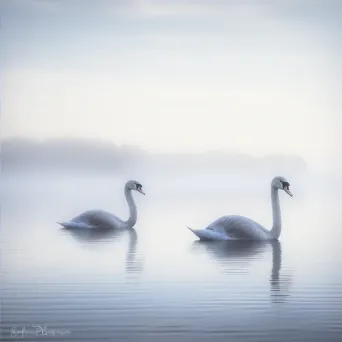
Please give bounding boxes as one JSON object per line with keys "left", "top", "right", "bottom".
{"left": 72, "top": 210, "right": 123, "bottom": 228}
{"left": 222, "top": 215, "right": 270, "bottom": 240}
{"left": 204, "top": 216, "right": 269, "bottom": 240}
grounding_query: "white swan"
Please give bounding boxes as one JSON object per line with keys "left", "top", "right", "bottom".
{"left": 57, "top": 180, "right": 145, "bottom": 229}
{"left": 187, "top": 176, "right": 292, "bottom": 241}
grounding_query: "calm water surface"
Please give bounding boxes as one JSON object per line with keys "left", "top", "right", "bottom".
{"left": 1, "top": 175, "right": 342, "bottom": 342}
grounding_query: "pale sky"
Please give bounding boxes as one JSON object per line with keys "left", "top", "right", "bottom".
{"left": 1, "top": 0, "right": 341, "bottom": 167}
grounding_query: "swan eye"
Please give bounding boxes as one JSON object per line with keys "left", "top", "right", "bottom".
{"left": 280, "top": 181, "right": 290, "bottom": 188}
{"left": 136, "top": 183, "right": 142, "bottom": 190}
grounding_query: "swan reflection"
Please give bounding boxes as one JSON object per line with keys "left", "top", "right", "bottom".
{"left": 124, "top": 229, "right": 144, "bottom": 276}
{"left": 191, "top": 240, "right": 292, "bottom": 303}
{"left": 62, "top": 226, "right": 123, "bottom": 246}
{"left": 61, "top": 227, "right": 143, "bottom": 277}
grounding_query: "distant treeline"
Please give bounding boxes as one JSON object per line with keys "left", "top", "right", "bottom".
{"left": 0, "top": 137, "right": 308, "bottom": 175}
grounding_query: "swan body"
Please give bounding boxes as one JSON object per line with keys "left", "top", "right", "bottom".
{"left": 57, "top": 180, "right": 145, "bottom": 229}
{"left": 188, "top": 176, "right": 292, "bottom": 241}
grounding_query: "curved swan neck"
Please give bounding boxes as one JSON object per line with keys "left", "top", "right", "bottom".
{"left": 270, "top": 186, "right": 282, "bottom": 239}
{"left": 124, "top": 186, "right": 137, "bottom": 228}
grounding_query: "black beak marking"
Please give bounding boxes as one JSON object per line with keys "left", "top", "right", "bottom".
{"left": 280, "top": 181, "right": 290, "bottom": 189}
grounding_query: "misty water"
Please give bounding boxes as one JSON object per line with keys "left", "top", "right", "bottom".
{"left": 1, "top": 173, "right": 342, "bottom": 342}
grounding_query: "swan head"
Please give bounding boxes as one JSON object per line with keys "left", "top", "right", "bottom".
{"left": 272, "top": 176, "right": 293, "bottom": 197}
{"left": 126, "top": 180, "right": 145, "bottom": 195}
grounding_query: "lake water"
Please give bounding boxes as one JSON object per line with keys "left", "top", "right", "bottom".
{"left": 1, "top": 173, "right": 342, "bottom": 342}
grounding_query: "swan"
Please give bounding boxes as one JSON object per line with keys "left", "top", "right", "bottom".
{"left": 57, "top": 180, "right": 145, "bottom": 229}
{"left": 187, "top": 176, "right": 292, "bottom": 241}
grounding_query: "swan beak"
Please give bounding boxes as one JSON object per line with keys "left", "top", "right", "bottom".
{"left": 284, "top": 187, "right": 293, "bottom": 197}
{"left": 137, "top": 189, "right": 145, "bottom": 195}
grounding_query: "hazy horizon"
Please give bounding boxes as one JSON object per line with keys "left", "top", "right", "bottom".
{"left": 0, "top": 136, "right": 309, "bottom": 177}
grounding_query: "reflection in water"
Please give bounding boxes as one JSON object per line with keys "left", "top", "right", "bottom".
{"left": 61, "top": 227, "right": 144, "bottom": 277}
{"left": 191, "top": 240, "right": 292, "bottom": 303}
{"left": 61, "top": 226, "right": 123, "bottom": 246}
{"left": 124, "top": 229, "right": 144, "bottom": 277}
{"left": 269, "top": 240, "right": 292, "bottom": 304}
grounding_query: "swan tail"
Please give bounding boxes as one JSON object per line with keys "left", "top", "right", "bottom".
{"left": 186, "top": 225, "right": 195, "bottom": 233}
{"left": 57, "top": 221, "right": 91, "bottom": 229}
{"left": 57, "top": 221, "right": 77, "bottom": 229}
{"left": 186, "top": 225, "right": 230, "bottom": 241}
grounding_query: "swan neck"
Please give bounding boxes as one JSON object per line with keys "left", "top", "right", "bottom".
{"left": 270, "top": 186, "right": 282, "bottom": 239}
{"left": 124, "top": 186, "right": 137, "bottom": 228}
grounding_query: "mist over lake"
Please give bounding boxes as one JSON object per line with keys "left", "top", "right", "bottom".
{"left": 1, "top": 145, "right": 341, "bottom": 341}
